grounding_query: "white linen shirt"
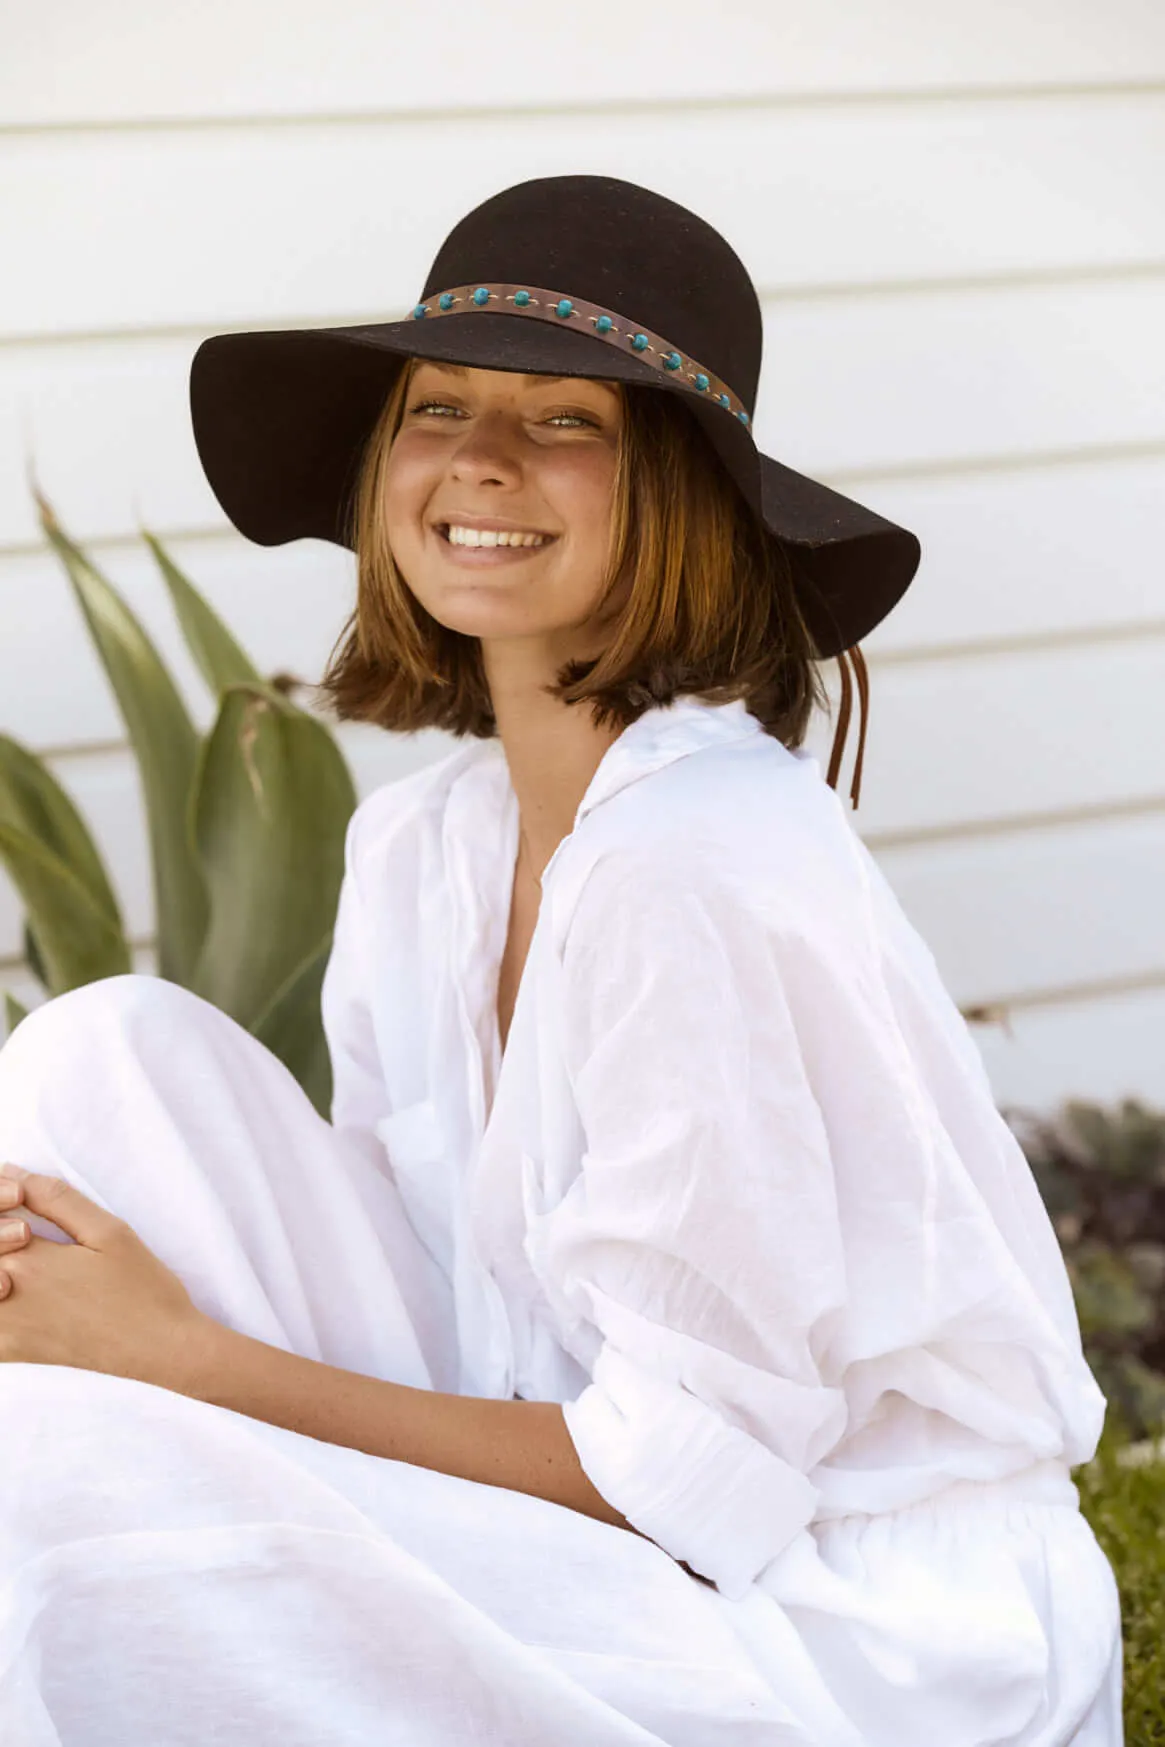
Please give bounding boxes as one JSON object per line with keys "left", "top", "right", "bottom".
{"left": 319, "top": 694, "right": 1106, "bottom": 1602}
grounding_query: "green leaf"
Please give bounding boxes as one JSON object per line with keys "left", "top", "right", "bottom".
{"left": 23, "top": 923, "right": 48, "bottom": 992}
{"left": 3, "top": 992, "right": 29, "bottom": 1037}
{"left": 250, "top": 936, "right": 335, "bottom": 1117}
{"left": 0, "top": 732, "right": 123, "bottom": 929}
{"left": 141, "top": 529, "right": 262, "bottom": 696}
{"left": 0, "top": 825, "right": 132, "bottom": 994}
{"left": 34, "top": 489, "right": 208, "bottom": 985}
{"left": 190, "top": 683, "right": 355, "bottom": 1035}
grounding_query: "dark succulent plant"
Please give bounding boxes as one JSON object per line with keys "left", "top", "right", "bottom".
{"left": 1010, "top": 1099, "right": 1165, "bottom": 1440}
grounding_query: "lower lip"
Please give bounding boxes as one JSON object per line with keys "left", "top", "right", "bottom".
{"left": 431, "top": 528, "right": 555, "bottom": 566}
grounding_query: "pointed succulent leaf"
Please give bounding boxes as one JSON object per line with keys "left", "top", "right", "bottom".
{"left": 0, "top": 825, "right": 132, "bottom": 994}
{"left": 3, "top": 992, "right": 30, "bottom": 1037}
{"left": 34, "top": 488, "right": 208, "bottom": 985}
{"left": 0, "top": 732, "right": 123, "bottom": 929}
{"left": 249, "top": 935, "right": 335, "bottom": 1117}
{"left": 23, "top": 923, "right": 48, "bottom": 992}
{"left": 142, "top": 529, "right": 262, "bottom": 696}
{"left": 190, "top": 682, "right": 355, "bottom": 1034}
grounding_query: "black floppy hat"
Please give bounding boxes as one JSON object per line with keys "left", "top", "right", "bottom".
{"left": 189, "top": 173, "right": 920, "bottom": 660}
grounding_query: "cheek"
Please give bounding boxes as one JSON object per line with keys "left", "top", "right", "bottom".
{"left": 379, "top": 443, "right": 434, "bottom": 541}
{"left": 544, "top": 451, "right": 617, "bottom": 546}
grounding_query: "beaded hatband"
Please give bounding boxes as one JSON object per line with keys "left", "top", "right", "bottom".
{"left": 410, "top": 283, "right": 751, "bottom": 427}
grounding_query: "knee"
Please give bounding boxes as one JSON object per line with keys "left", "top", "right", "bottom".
{"left": 0, "top": 974, "right": 218, "bottom": 1088}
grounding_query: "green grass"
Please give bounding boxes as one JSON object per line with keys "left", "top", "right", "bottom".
{"left": 1077, "top": 1418, "right": 1165, "bottom": 1743}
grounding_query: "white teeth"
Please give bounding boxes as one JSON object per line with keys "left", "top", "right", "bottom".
{"left": 444, "top": 524, "right": 548, "bottom": 548}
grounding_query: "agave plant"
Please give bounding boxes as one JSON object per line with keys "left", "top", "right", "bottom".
{"left": 0, "top": 488, "right": 356, "bottom": 1116}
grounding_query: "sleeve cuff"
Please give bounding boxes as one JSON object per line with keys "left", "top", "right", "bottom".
{"left": 562, "top": 1343, "right": 819, "bottom": 1599}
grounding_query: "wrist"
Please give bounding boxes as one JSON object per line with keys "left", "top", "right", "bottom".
{"left": 154, "top": 1308, "right": 232, "bottom": 1400}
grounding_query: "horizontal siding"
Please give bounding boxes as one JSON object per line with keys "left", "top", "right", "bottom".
{"left": 3, "top": 1, "right": 1164, "bottom": 129}
{"left": 4, "top": 276, "right": 1164, "bottom": 550}
{"left": 805, "top": 634, "right": 1165, "bottom": 835}
{"left": 977, "top": 983, "right": 1165, "bottom": 1111}
{"left": 763, "top": 276, "right": 1165, "bottom": 477}
{"left": 861, "top": 454, "right": 1163, "bottom": 656}
{"left": 4, "top": 93, "right": 1165, "bottom": 339}
{"left": 876, "top": 811, "right": 1165, "bottom": 1006}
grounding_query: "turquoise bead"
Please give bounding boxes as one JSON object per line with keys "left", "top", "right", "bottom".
{"left": 718, "top": 393, "right": 730, "bottom": 408}
{"left": 630, "top": 333, "right": 649, "bottom": 352}
{"left": 514, "top": 289, "right": 531, "bottom": 307}
{"left": 737, "top": 409, "right": 750, "bottom": 425}
{"left": 412, "top": 304, "right": 428, "bottom": 320}
{"left": 438, "top": 292, "right": 455, "bottom": 311}
{"left": 695, "top": 373, "right": 709, "bottom": 392}
{"left": 473, "top": 287, "right": 490, "bottom": 306}
{"left": 596, "top": 314, "right": 613, "bottom": 334}
{"left": 555, "top": 298, "right": 573, "bottom": 318}
{"left": 663, "top": 351, "right": 682, "bottom": 371}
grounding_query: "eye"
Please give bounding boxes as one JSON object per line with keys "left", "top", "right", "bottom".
{"left": 407, "top": 397, "right": 600, "bottom": 429}
{"left": 408, "top": 397, "right": 463, "bottom": 417}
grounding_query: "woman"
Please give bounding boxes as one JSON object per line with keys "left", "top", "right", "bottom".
{"left": 0, "top": 175, "right": 1122, "bottom": 1744}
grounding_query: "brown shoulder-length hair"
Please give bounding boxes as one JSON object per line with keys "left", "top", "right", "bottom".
{"left": 319, "top": 356, "right": 827, "bottom": 745}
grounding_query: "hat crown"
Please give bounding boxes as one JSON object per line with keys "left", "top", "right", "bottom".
{"left": 420, "top": 174, "right": 763, "bottom": 413}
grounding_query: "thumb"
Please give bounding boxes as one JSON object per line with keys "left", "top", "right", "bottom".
{"left": 0, "top": 1164, "right": 120, "bottom": 1249}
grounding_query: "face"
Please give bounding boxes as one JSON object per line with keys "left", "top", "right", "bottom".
{"left": 379, "top": 361, "right": 628, "bottom": 662}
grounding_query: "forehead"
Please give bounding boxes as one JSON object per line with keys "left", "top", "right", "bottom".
{"left": 410, "top": 359, "right": 620, "bottom": 396}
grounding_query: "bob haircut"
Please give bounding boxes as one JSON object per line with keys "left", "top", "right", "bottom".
{"left": 319, "top": 355, "right": 827, "bottom": 745}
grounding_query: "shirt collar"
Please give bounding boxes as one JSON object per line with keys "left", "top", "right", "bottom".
{"left": 571, "top": 693, "right": 763, "bottom": 825}
{"left": 471, "top": 692, "right": 764, "bottom": 836}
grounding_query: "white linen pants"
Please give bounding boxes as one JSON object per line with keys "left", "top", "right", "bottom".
{"left": 0, "top": 976, "right": 1124, "bottom": 1746}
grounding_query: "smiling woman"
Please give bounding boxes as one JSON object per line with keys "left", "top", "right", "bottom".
{"left": 0, "top": 172, "right": 1123, "bottom": 1747}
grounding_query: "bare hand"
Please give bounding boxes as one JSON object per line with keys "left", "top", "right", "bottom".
{"left": 0, "top": 1165, "right": 211, "bottom": 1389}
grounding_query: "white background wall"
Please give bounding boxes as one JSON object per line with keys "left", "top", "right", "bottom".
{"left": 2, "top": 0, "right": 1163, "bottom": 1112}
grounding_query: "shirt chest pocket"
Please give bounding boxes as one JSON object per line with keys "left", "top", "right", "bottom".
{"left": 375, "top": 1099, "right": 455, "bottom": 1280}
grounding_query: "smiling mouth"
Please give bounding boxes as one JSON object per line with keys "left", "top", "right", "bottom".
{"left": 435, "top": 523, "right": 555, "bottom": 549}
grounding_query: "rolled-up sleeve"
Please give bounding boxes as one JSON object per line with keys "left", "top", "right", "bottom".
{"left": 549, "top": 849, "right": 850, "bottom": 1598}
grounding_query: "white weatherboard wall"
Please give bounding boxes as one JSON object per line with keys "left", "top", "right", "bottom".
{"left": 2, "top": 1, "right": 1163, "bottom": 1113}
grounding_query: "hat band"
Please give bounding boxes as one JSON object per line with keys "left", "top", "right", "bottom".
{"left": 409, "top": 283, "right": 752, "bottom": 427}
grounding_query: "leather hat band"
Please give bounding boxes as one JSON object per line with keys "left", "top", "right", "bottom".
{"left": 409, "top": 283, "right": 752, "bottom": 427}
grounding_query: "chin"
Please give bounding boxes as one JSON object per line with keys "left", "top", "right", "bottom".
{"left": 423, "top": 602, "right": 552, "bottom": 640}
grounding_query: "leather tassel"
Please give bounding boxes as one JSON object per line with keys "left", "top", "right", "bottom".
{"left": 848, "top": 643, "right": 870, "bottom": 811}
{"left": 825, "top": 648, "right": 853, "bottom": 794}
{"left": 824, "top": 644, "right": 870, "bottom": 811}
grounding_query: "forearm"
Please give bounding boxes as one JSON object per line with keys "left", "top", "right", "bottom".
{"left": 170, "top": 1315, "right": 634, "bottom": 1533}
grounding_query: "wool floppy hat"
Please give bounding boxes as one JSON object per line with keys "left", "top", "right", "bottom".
{"left": 189, "top": 173, "right": 920, "bottom": 672}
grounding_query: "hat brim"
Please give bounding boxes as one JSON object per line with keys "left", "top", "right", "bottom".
{"left": 189, "top": 314, "right": 919, "bottom": 657}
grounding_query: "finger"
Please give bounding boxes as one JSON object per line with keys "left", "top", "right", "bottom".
{"left": 0, "top": 1269, "right": 10, "bottom": 1298}
{"left": 0, "top": 1169, "right": 120, "bottom": 1249}
{"left": 0, "top": 1177, "right": 24, "bottom": 1210}
{"left": 0, "top": 1217, "right": 30, "bottom": 1252}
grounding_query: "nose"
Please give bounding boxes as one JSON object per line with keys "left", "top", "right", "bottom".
{"left": 448, "top": 408, "right": 524, "bottom": 486}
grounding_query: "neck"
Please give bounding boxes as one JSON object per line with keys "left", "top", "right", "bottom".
{"left": 483, "top": 646, "right": 625, "bottom": 881}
